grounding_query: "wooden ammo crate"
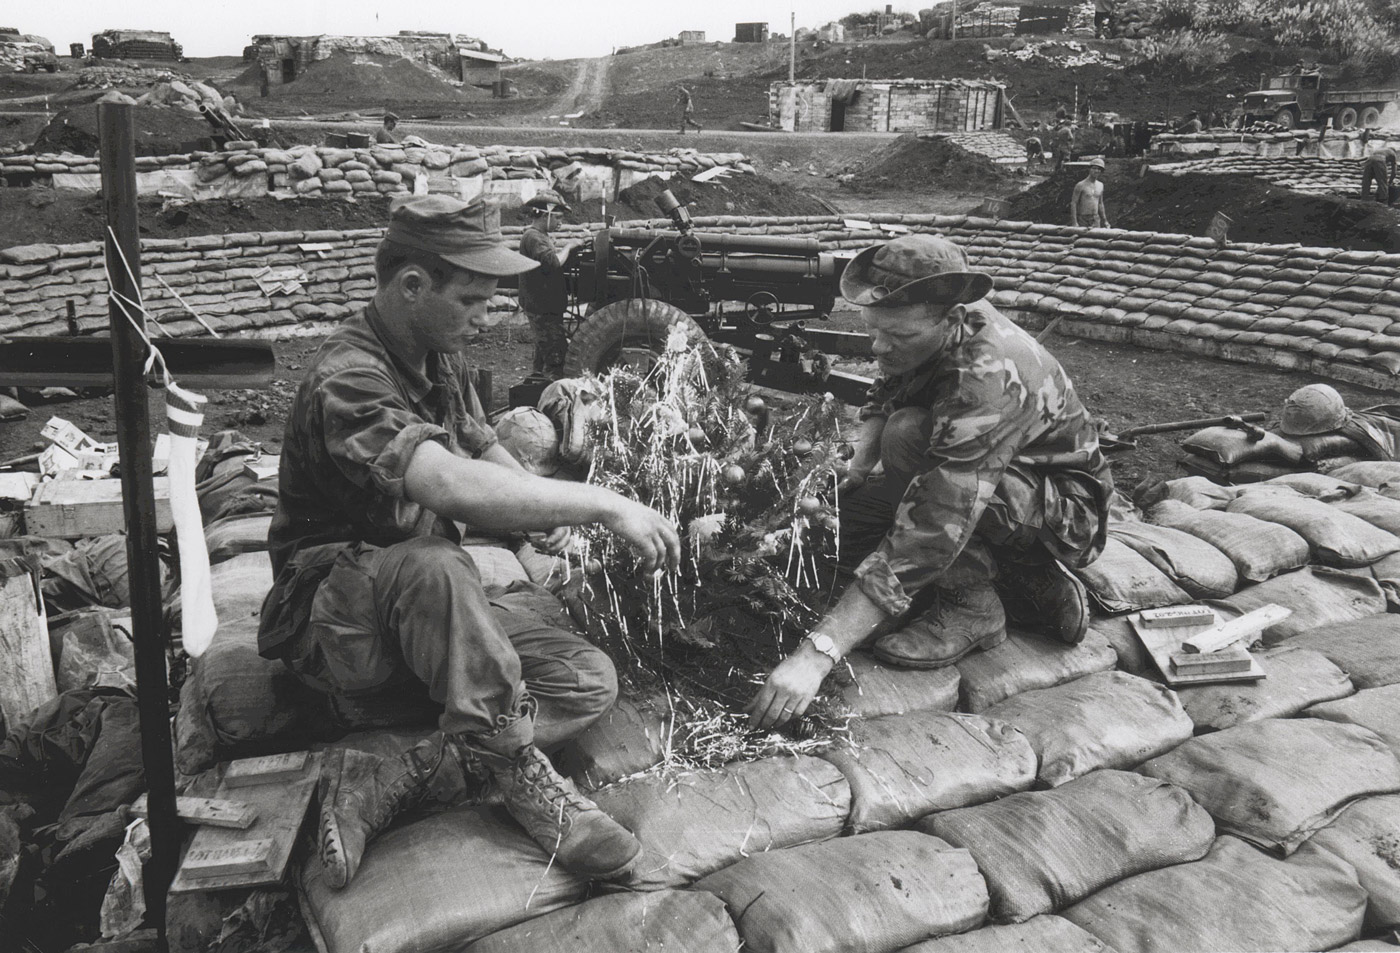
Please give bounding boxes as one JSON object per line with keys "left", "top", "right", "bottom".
{"left": 25, "top": 477, "right": 173, "bottom": 538}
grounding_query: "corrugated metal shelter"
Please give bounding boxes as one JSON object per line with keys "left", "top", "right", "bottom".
{"left": 769, "top": 79, "right": 1005, "bottom": 133}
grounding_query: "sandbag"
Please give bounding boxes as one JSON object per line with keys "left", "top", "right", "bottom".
{"left": 1182, "top": 426, "right": 1286, "bottom": 465}
{"left": 1329, "top": 941, "right": 1400, "bottom": 952}
{"left": 1072, "top": 537, "right": 1190, "bottom": 612}
{"left": 819, "top": 711, "right": 1037, "bottom": 833}
{"left": 1179, "top": 453, "right": 1305, "bottom": 486}
{"left": 1087, "top": 614, "right": 1153, "bottom": 675}
{"left": 1226, "top": 493, "right": 1400, "bottom": 567}
{"left": 591, "top": 755, "right": 850, "bottom": 890}
{"left": 1366, "top": 551, "right": 1400, "bottom": 609}
{"left": 1255, "top": 471, "right": 1363, "bottom": 498}
{"left": 1307, "top": 685, "right": 1400, "bottom": 757}
{"left": 1334, "top": 488, "right": 1400, "bottom": 535}
{"left": 1138, "top": 718, "right": 1400, "bottom": 854}
{"left": 1108, "top": 520, "right": 1238, "bottom": 598}
{"left": 1061, "top": 835, "right": 1367, "bottom": 953}
{"left": 553, "top": 695, "right": 667, "bottom": 791}
{"left": 1283, "top": 613, "right": 1400, "bottom": 688}
{"left": 1330, "top": 460, "right": 1400, "bottom": 488}
{"left": 955, "top": 629, "right": 1117, "bottom": 713}
{"left": 300, "top": 806, "right": 590, "bottom": 953}
{"left": 1148, "top": 498, "right": 1310, "bottom": 582}
{"left": 834, "top": 651, "right": 960, "bottom": 718}
{"left": 896, "top": 916, "right": 1113, "bottom": 953}
{"left": 922, "top": 770, "right": 1214, "bottom": 923}
{"left": 1299, "top": 795, "right": 1400, "bottom": 931}
{"left": 1160, "top": 475, "right": 1239, "bottom": 509}
{"left": 1209, "top": 567, "right": 1387, "bottom": 646}
{"left": 1173, "top": 646, "right": 1353, "bottom": 732}
{"left": 692, "top": 831, "right": 988, "bottom": 953}
{"left": 463, "top": 544, "right": 530, "bottom": 588}
{"left": 203, "top": 513, "right": 271, "bottom": 564}
{"left": 461, "top": 889, "right": 740, "bottom": 953}
{"left": 982, "top": 671, "right": 1194, "bottom": 787}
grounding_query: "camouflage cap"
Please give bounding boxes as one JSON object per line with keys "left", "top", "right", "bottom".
{"left": 383, "top": 194, "right": 537, "bottom": 277}
{"left": 1280, "top": 383, "right": 1348, "bottom": 436}
{"left": 840, "top": 234, "right": 992, "bottom": 308}
{"left": 524, "top": 188, "right": 571, "bottom": 212}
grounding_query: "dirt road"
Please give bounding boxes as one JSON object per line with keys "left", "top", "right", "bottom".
{"left": 547, "top": 56, "right": 612, "bottom": 119}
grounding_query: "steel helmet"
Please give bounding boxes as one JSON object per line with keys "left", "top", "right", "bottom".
{"left": 1280, "top": 384, "right": 1348, "bottom": 436}
{"left": 495, "top": 407, "right": 561, "bottom": 475}
{"left": 524, "top": 188, "right": 570, "bottom": 213}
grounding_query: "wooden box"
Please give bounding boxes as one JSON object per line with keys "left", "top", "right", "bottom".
{"left": 25, "top": 477, "right": 173, "bottom": 538}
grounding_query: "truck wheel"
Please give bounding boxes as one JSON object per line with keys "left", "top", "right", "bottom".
{"left": 1361, "top": 106, "right": 1383, "bottom": 128}
{"left": 1272, "top": 108, "right": 1297, "bottom": 130}
{"left": 563, "top": 298, "right": 705, "bottom": 378}
{"left": 1337, "top": 107, "right": 1358, "bottom": 130}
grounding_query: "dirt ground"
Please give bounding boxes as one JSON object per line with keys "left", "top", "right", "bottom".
{"left": 1009, "top": 163, "right": 1400, "bottom": 249}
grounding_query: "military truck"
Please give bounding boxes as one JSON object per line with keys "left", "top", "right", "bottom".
{"left": 1242, "top": 67, "right": 1400, "bottom": 130}
{"left": 90, "top": 29, "right": 184, "bottom": 61}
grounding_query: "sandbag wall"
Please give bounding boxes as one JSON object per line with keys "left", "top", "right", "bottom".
{"left": 0, "top": 144, "right": 756, "bottom": 201}
{"left": 924, "top": 130, "right": 1026, "bottom": 163}
{"left": 1153, "top": 127, "right": 1400, "bottom": 158}
{"left": 1154, "top": 155, "right": 1371, "bottom": 198}
{"left": 9, "top": 212, "right": 1400, "bottom": 393}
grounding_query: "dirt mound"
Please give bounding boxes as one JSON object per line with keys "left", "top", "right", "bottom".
{"left": 1006, "top": 163, "right": 1400, "bottom": 250}
{"left": 0, "top": 191, "right": 396, "bottom": 249}
{"left": 30, "top": 103, "right": 213, "bottom": 156}
{"left": 845, "top": 134, "right": 1017, "bottom": 194}
{"left": 266, "top": 52, "right": 487, "bottom": 103}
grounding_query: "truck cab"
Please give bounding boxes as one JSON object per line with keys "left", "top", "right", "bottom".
{"left": 1242, "top": 69, "right": 1323, "bottom": 129}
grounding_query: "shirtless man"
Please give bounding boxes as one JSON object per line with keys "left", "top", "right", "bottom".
{"left": 1070, "top": 157, "right": 1110, "bottom": 228}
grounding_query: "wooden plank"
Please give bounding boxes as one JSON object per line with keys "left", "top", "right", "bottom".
{"left": 1181, "top": 604, "right": 1292, "bottom": 654}
{"left": 0, "top": 561, "right": 55, "bottom": 726}
{"left": 131, "top": 794, "right": 258, "bottom": 830}
{"left": 1138, "top": 605, "right": 1216, "bottom": 629}
{"left": 223, "top": 751, "right": 308, "bottom": 788}
{"left": 182, "top": 839, "right": 273, "bottom": 879}
{"left": 1129, "top": 610, "right": 1266, "bottom": 686}
{"left": 169, "top": 751, "right": 319, "bottom": 894}
{"left": 24, "top": 477, "right": 173, "bottom": 537}
{"left": 1170, "top": 646, "right": 1253, "bottom": 675}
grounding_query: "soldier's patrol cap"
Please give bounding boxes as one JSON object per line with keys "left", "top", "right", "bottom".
{"left": 384, "top": 195, "right": 538, "bottom": 277}
{"left": 383, "top": 111, "right": 399, "bottom": 122}
{"left": 841, "top": 234, "right": 992, "bottom": 308}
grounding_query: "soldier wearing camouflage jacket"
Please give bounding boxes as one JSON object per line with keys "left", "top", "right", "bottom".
{"left": 748, "top": 234, "right": 1113, "bottom": 730}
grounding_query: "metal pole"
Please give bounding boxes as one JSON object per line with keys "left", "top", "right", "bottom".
{"left": 789, "top": 12, "right": 795, "bottom": 83}
{"left": 99, "top": 101, "right": 177, "bottom": 944}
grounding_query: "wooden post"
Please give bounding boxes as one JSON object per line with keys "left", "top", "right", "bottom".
{"left": 99, "top": 101, "right": 179, "bottom": 943}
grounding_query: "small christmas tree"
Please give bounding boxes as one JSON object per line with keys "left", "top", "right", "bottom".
{"left": 568, "top": 326, "right": 856, "bottom": 766}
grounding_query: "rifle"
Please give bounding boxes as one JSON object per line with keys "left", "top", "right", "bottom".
{"left": 1100, "top": 412, "right": 1267, "bottom": 451}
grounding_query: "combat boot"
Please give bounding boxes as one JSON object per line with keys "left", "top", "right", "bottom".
{"left": 873, "top": 583, "right": 1007, "bottom": 669}
{"left": 995, "top": 558, "right": 1090, "bottom": 645}
{"left": 469, "top": 742, "right": 641, "bottom": 881}
{"left": 318, "top": 731, "right": 487, "bottom": 889}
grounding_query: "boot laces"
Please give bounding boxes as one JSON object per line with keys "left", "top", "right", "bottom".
{"left": 520, "top": 749, "right": 588, "bottom": 819}
{"left": 365, "top": 742, "right": 439, "bottom": 829}
{"left": 925, "top": 585, "right": 968, "bottom": 624}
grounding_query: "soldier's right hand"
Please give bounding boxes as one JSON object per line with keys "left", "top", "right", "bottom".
{"left": 605, "top": 499, "right": 681, "bottom": 573}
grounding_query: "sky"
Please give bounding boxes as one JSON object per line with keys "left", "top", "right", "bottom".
{"left": 19, "top": 1, "right": 920, "bottom": 61}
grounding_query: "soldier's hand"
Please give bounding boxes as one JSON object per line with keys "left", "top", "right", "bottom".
{"left": 536, "top": 526, "right": 572, "bottom": 554}
{"left": 839, "top": 467, "right": 871, "bottom": 493}
{"left": 605, "top": 500, "right": 680, "bottom": 573}
{"left": 746, "top": 650, "right": 832, "bottom": 730}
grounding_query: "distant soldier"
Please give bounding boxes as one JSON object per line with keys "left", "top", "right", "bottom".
{"left": 1025, "top": 134, "right": 1045, "bottom": 168}
{"left": 1070, "top": 157, "right": 1111, "bottom": 228}
{"left": 1362, "top": 148, "right": 1397, "bottom": 204}
{"left": 676, "top": 86, "right": 703, "bottom": 135}
{"left": 518, "top": 189, "right": 582, "bottom": 380}
{"left": 1177, "top": 111, "right": 1203, "bottom": 134}
{"left": 1053, "top": 121, "right": 1075, "bottom": 172}
{"left": 376, "top": 112, "right": 400, "bottom": 145}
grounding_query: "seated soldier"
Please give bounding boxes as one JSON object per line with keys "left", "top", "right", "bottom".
{"left": 260, "top": 194, "right": 680, "bottom": 889}
{"left": 747, "top": 235, "right": 1114, "bottom": 728}
{"left": 1275, "top": 383, "right": 1400, "bottom": 462}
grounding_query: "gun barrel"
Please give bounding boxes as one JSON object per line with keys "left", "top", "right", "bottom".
{"left": 697, "top": 252, "right": 842, "bottom": 277}
{"left": 607, "top": 228, "right": 822, "bottom": 257}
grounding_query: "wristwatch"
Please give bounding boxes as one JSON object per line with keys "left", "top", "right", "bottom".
{"left": 805, "top": 633, "right": 842, "bottom": 664}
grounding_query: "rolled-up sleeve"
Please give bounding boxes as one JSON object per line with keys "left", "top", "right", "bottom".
{"left": 317, "top": 366, "right": 450, "bottom": 498}
{"left": 855, "top": 354, "right": 1037, "bottom": 616}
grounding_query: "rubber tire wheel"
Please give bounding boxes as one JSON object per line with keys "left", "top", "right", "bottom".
{"left": 1361, "top": 106, "right": 1383, "bottom": 128}
{"left": 563, "top": 298, "right": 705, "bottom": 378}
{"left": 1337, "top": 107, "right": 1359, "bottom": 130}
{"left": 1272, "top": 108, "right": 1297, "bottom": 130}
